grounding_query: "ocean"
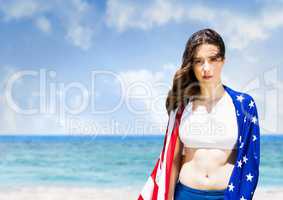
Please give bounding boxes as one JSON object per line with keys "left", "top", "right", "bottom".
{"left": 0, "top": 134, "right": 282, "bottom": 189}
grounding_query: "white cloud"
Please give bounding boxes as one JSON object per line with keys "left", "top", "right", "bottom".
{"left": 105, "top": 0, "right": 141, "bottom": 32}
{"left": 213, "top": 13, "right": 268, "bottom": 50}
{"left": 142, "top": 0, "right": 185, "bottom": 27}
{"left": 184, "top": 4, "right": 216, "bottom": 22}
{"left": 105, "top": 0, "right": 186, "bottom": 32}
{"left": 116, "top": 64, "right": 177, "bottom": 134}
{"left": 63, "top": 0, "right": 94, "bottom": 50}
{"left": 0, "top": 65, "right": 62, "bottom": 134}
{"left": 260, "top": 5, "right": 283, "bottom": 33}
{"left": 0, "top": 96, "right": 17, "bottom": 132}
{"left": 105, "top": 0, "right": 283, "bottom": 50}
{"left": 34, "top": 16, "right": 52, "bottom": 33}
{"left": 116, "top": 63, "right": 283, "bottom": 135}
{"left": 66, "top": 23, "right": 93, "bottom": 50}
{"left": 0, "top": 64, "right": 282, "bottom": 135}
{"left": 1, "top": 0, "right": 283, "bottom": 51}
{"left": 0, "top": 0, "right": 43, "bottom": 21}
{"left": 0, "top": 96, "right": 62, "bottom": 134}
{"left": 0, "top": 0, "right": 95, "bottom": 50}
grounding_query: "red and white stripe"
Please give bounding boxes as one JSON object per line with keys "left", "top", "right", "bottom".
{"left": 138, "top": 104, "right": 185, "bottom": 200}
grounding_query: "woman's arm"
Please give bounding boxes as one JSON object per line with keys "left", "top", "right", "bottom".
{"left": 241, "top": 96, "right": 260, "bottom": 199}
{"left": 168, "top": 135, "right": 183, "bottom": 200}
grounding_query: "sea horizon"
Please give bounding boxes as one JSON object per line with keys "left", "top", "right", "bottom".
{"left": 0, "top": 134, "right": 282, "bottom": 188}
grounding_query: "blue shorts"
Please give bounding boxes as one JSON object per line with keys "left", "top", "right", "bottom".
{"left": 174, "top": 180, "right": 226, "bottom": 200}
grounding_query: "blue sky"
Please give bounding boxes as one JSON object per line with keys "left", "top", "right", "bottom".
{"left": 0, "top": 0, "right": 282, "bottom": 135}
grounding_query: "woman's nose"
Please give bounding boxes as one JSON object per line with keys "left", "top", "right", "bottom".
{"left": 201, "top": 60, "right": 212, "bottom": 71}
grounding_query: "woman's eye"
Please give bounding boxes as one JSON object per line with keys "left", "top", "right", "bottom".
{"left": 211, "top": 56, "right": 222, "bottom": 62}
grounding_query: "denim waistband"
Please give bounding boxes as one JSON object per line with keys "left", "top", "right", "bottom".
{"left": 176, "top": 181, "right": 227, "bottom": 196}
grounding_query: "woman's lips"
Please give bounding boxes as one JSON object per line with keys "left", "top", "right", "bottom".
{"left": 203, "top": 75, "right": 213, "bottom": 79}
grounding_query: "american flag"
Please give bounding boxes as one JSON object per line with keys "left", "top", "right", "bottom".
{"left": 137, "top": 84, "right": 260, "bottom": 200}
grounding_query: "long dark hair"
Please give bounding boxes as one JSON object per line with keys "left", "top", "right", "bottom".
{"left": 165, "top": 28, "right": 226, "bottom": 115}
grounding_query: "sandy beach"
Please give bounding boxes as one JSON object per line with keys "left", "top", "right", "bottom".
{"left": 0, "top": 186, "right": 282, "bottom": 200}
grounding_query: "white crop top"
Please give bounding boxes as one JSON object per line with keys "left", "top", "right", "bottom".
{"left": 179, "top": 90, "right": 238, "bottom": 151}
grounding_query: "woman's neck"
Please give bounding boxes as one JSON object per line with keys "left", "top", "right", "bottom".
{"left": 198, "top": 81, "right": 225, "bottom": 101}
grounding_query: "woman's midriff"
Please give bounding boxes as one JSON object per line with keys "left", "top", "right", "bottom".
{"left": 178, "top": 147, "right": 237, "bottom": 190}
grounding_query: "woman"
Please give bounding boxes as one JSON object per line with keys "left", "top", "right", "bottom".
{"left": 138, "top": 28, "right": 260, "bottom": 200}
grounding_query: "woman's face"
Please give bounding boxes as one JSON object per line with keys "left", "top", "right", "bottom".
{"left": 192, "top": 43, "right": 225, "bottom": 85}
